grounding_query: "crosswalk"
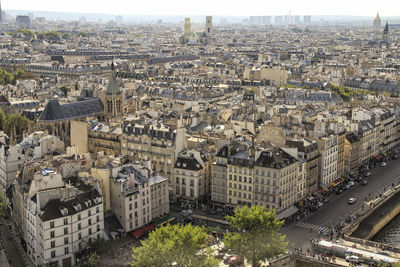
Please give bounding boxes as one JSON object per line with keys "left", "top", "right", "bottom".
{"left": 296, "top": 222, "right": 330, "bottom": 234}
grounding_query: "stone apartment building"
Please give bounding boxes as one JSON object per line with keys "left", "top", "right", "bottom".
{"left": 344, "top": 132, "right": 361, "bottom": 175}
{"left": 253, "top": 148, "right": 299, "bottom": 213}
{"left": 88, "top": 123, "right": 122, "bottom": 156}
{"left": 173, "top": 149, "right": 210, "bottom": 201}
{"left": 13, "top": 169, "right": 104, "bottom": 267}
{"left": 0, "top": 131, "right": 64, "bottom": 196}
{"left": 337, "top": 131, "right": 346, "bottom": 178}
{"left": 121, "top": 122, "right": 186, "bottom": 189}
{"left": 285, "top": 138, "right": 319, "bottom": 195}
{"left": 211, "top": 145, "right": 228, "bottom": 206}
{"left": 110, "top": 164, "right": 169, "bottom": 234}
{"left": 318, "top": 135, "right": 338, "bottom": 188}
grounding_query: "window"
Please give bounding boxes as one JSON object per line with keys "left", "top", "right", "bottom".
{"left": 89, "top": 228, "right": 92, "bottom": 235}
{"left": 78, "top": 233, "right": 82, "bottom": 240}
{"left": 78, "top": 214, "right": 81, "bottom": 221}
{"left": 51, "top": 251, "right": 56, "bottom": 258}
{"left": 96, "top": 207, "right": 100, "bottom": 213}
{"left": 134, "top": 202, "right": 138, "bottom": 208}
{"left": 50, "top": 231, "right": 55, "bottom": 238}
{"left": 64, "top": 237, "right": 68, "bottom": 245}
{"left": 97, "top": 215, "right": 100, "bottom": 223}
{"left": 88, "top": 210, "right": 91, "bottom": 216}
{"left": 129, "top": 203, "right": 132, "bottom": 211}
{"left": 51, "top": 241, "right": 55, "bottom": 248}
{"left": 78, "top": 223, "right": 81, "bottom": 230}
{"left": 97, "top": 225, "right": 100, "bottom": 232}
{"left": 64, "top": 218, "right": 68, "bottom": 225}
{"left": 89, "top": 219, "right": 92, "bottom": 225}
{"left": 65, "top": 247, "right": 69, "bottom": 255}
{"left": 64, "top": 227, "right": 68, "bottom": 234}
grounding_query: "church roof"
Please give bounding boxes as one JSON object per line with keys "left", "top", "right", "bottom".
{"left": 38, "top": 98, "right": 104, "bottom": 122}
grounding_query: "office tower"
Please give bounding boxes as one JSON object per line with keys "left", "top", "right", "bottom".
{"left": 304, "top": 15, "right": 311, "bottom": 24}
{"left": 275, "top": 16, "right": 283, "bottom": 25}
{"left": 16, "top": 15, "right": 31, "bottom": 28}
{"left": 294, "top": 15, "right": 300, "bottom": 24}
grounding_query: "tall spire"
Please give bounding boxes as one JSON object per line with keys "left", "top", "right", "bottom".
{"left": 106, "top": 61, "right": 120, "bottom": 95}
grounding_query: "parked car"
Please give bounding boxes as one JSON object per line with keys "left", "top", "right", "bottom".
{"left": 355, "top": 176, "right": 362, "bottom": 182}
{"left": 348, "top": 198, "right": 357, "bottom": 204}
{"left": 316, "top": 202, "right": 324, "bottom": 208}
{"left": 346, "top": 255, "right": 359, "bottom": 264}
{"left": 343, "top": 184, "right": 351, "bottom": 190}
{"left": 393, "top": 155, "right": 399, "bottom": 160}
{"left": 228, "top": 256, "right": 243, "bottom": 266}
{"left": 348, "top": 181, "right": 355, "bottom": 187}
{"left": 364, "top": 172, "right": 372, "bottom": 177}
{"left": 361, "top": 180, "right": 368, "bottom": 186}
{"left": 380, "top": 162, "right": 387, "bottom": 167}
{"left": 336, "top": 189, "right": 343, "bottom": 195}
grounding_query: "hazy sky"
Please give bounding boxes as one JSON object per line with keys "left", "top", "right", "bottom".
{"left": 3, "top": 0, "right": 399, "bottom": 16}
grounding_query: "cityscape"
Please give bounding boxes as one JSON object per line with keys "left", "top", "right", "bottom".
{"left": 0, "top": 0, "right": 400, "bottom": 266}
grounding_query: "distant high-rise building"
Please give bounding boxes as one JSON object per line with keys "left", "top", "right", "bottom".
{"left": 184, "top": 18, "right": 191, "bottom": 34}
{"left": 304, "top": 15, "right": 311, "bottom": 24}
{"left": 16, "top": 15, "right": 31, "bottom": 28}
{"left": 0, "top": 0, "right": 2, "bottom": 24}
{"left": 249, "top": 16, "right": 271, "bottom": 25}
{"left": 373, "top": 12, "right": 381, "bottom": 27}
{"left": 294, "top": 15, "right": 300, "bottom": 24}
{"left": 275, "top": 16, "right": 283, "bottom": 25}
{"left": 284, "top": 15, "right": 290, "bottom": 25}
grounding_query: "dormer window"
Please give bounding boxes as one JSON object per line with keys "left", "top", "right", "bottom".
{"left": 93, "top": 197, "right": 101, "bottom": 205}
{"left": 59, "top": 206, "right": 68, "bottom": 216}
{"left": 84, "top": 199, "right": 92, "bottom": 208}
{"left": 72, "top": 203, "right": 81, "bottom": 212}
{"left": 183, "top": 163, "right": 187, "bottom": 168}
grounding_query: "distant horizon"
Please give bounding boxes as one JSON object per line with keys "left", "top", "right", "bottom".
{"left": 2, "top": 0, "right": 400, "bottom": 17}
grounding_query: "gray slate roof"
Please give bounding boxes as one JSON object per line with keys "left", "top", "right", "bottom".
{"left": 38, "top": 98, "right": 104, "bottom": 122}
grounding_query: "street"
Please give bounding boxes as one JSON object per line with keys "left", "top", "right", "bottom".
{"left": 0, "top": 219, "right": 32, "bottom": 267}
{"left": 282, "top": 157, "right": 400, "bottom": 249}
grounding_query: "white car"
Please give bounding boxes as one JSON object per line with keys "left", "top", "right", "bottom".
{"left": 380, "top": 162, "right": 387, "bottom": 167}
{"left": 346, "top": 255, "right": 359, "bottom": 263}
{"left": 348, "top": 198, "right": 356, "bottom": 204}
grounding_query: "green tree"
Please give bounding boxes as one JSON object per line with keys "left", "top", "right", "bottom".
{"left": 59, "top": 85, "right": 70, "bottom": 97}
{"left": 87, "top": 252, "right": 99, "bottom": 266}
{"left": 130, "top": 224, "right": 219, "bottom": 267}
{"left": 0, "top": 69, "right": 15, "bottom": 85}
{"left": 224, "top": 205, "right": 287, "bottom": 267}
{"left": 4, "top": 114, "right": 32, "bottom": 137}
{"left": 0, "top": 108, "right": 6, "bottom": 131}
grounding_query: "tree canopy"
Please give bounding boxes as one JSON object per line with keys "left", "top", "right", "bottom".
{"left": 0, "top": 69, "right": 34, "bottom": 85}
{"left": 0, "top": 109, "right": 32, "bottom": 138}
{"left": 130, "top": 224, "right": 219, "bottom": 267}
{"left": 224, "top": 205, "right": 287, "bottom": 267}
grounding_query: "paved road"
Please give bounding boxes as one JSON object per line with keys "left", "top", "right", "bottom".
{"left": 283, "top": 158, "right": 400, "bottom": 249}
{"left": 0, "top": 219, "right": 29, "bottom": 267}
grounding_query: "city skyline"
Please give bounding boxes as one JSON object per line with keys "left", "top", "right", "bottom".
{"left": 3, "top": 0, "right": 400, "bottom": 17}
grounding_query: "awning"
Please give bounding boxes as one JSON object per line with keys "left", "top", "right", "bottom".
{"left": 331, "top": 177, "right": 344, "bottom": 187}
{"left": 131, "top": 224, "right": 155, "bottom": 238}
{"left": 276, "top": 206, "right": 299, "bottom": 220}
{"left": 154, "top": 214, "right": 176, "bottom": 226}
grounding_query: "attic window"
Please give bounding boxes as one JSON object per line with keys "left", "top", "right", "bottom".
{"left": 72, "top": 203, "right": 81, "bottom": 212}
{"left": 177, "top": 162, "right": 181, "bottom": 167}
{"left": 183, "top": 163, "right": 187, "bottom": 167}
{"left": 93, "top": 197, "right": 101, "bottom": 205}
{"left": 59, "top": 206, "right": 68, "bottom": 216}
{"left": 84, "top": 199, "right": 92, "bottom": 207}
{"left": 196, "top": 164, "right": 200, "bottom": 168}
